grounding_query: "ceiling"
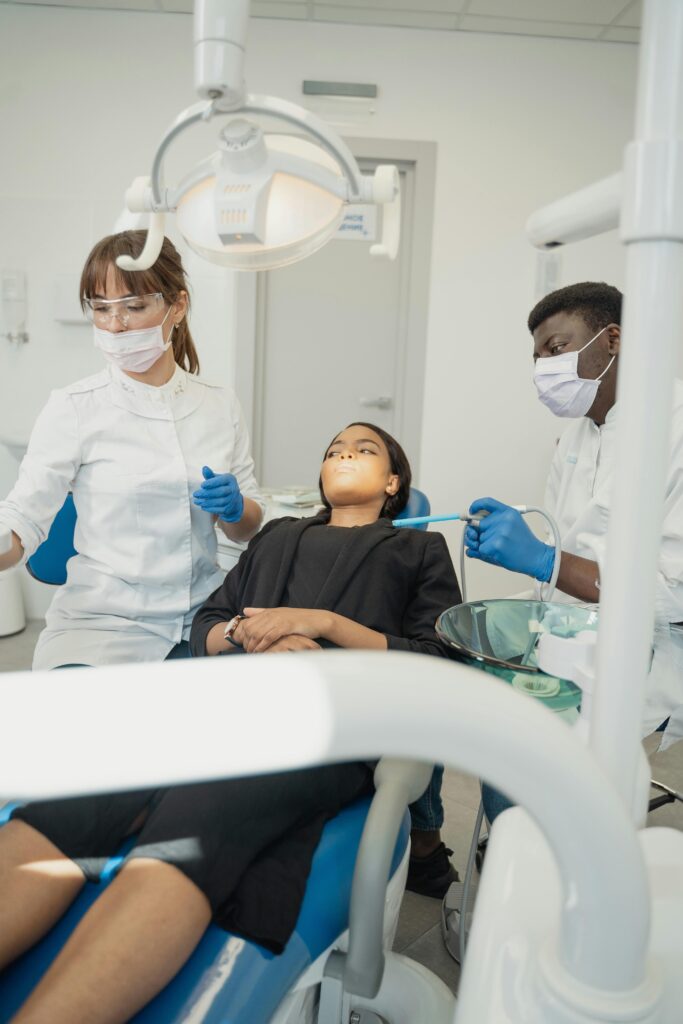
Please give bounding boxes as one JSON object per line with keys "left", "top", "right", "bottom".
{"left": 2, "top": 0, "right": 641, "bottom": 43}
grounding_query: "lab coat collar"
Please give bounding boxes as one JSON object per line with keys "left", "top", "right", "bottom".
{"left": 107, "top": 363, "right": 204, "bottom": 421}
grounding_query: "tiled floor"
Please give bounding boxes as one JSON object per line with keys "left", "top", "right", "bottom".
{"left": 1, "top": 621, "right": 682, "bottom": 999}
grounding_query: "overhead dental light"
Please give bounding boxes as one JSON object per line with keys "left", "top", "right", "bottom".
{"left": 117, "top": 0, "right": 400, "bottom": 273}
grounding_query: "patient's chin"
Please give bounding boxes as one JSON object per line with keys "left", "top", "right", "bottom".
{"left": 325, "top": 482, "right": 365, "bottom": 504}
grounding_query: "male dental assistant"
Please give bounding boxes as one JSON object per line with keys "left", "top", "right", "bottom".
{"left": 466, "top": 282, "right": 683, "bottom": 748}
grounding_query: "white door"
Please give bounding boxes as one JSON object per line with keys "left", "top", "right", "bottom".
{"left": 253, "top": 161, "right": 417, "bottom": 490}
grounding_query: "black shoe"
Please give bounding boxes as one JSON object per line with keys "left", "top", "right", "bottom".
{"left": 406, "top": 842, "right": 460, "bottom": 899}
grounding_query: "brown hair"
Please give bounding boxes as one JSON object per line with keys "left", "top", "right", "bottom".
{"left": 79, "top": 230, "right": 200, "bottom": 374}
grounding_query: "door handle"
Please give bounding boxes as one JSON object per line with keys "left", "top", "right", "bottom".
{"left": 359, "top": 396, "right": 393, "bottom": 410}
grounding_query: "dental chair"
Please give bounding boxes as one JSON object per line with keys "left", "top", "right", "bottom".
{"left": 2, "top": 488, "right": 436, "bottom": 1023}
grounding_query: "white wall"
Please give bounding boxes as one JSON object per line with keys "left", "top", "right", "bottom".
{"left": 0, "top": 5, "right": 638, "bottom": 612}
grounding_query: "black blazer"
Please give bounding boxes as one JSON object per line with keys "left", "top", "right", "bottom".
{"left": 190, "top": 513, "right": 461, "bottom": 658}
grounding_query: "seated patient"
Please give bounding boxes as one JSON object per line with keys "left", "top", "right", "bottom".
{"left": 0, "top": 422, "right": 461, "bottom": 1024}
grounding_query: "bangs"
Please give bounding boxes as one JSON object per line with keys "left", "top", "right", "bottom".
{"left": 79, "top": 232, "right": 179, "bottom": 307}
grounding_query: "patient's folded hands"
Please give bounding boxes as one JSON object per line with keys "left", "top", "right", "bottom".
{"left": 236, "top": 607, "right": 329, "bottom": 653}
{"left": 262, "top": 635, "right": 323, "bottom": 653}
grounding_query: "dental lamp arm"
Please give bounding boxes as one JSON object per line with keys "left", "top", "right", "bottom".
{"left": 115, "top": 101, "right": 217, "bottom": 271}
{"left": 192, "top": 0, "right": 363, "bottom": 197}
{"left": 194, "top": 0, "right": 248, "bottom": 110}
{"left": 370, "top": 165, "right": 401, "bottom": 260}
{"left": 115, "top": 210, "right": 166, "bottom": 272}
{"left": 525, "top": 172, "right": 622, "bottom": 249}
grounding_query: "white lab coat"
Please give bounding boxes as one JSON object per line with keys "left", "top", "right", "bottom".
{"left": 542, "top": 378, "right": 683, "bottom": 750}
{"left": 0, "top": 364, "right": 265, "bottom": 669}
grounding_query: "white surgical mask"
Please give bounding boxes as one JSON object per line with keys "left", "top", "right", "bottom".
{"left": 533, "top": 326, "right": 615, "bottom": 418}
{"left": 94, "top": 307, "right": 174, "bottom": 374}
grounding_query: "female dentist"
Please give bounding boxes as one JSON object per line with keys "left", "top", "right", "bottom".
{"left": 0, "top": 230, "right": 265, "bottom": 669}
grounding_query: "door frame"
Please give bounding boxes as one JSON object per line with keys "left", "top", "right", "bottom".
{"left": 234, "top": 137, "right": 437, "bottom": 482}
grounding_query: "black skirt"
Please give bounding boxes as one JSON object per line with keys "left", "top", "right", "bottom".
{"left": 12, "top": 761, "right": 374, "bottom": 953}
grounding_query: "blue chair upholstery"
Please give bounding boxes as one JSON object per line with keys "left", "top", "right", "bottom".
{"left": 26, "top": 493, "right": 77, "bottom": 585}
{"left": 394, "top": 487, "right": 430, "bottom": 529}
{"left": 0, "top": 799, "right": 410, "bottom": 1024}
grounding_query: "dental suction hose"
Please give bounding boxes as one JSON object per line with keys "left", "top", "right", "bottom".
{"left": 1, "top": 652, "right": 654, "bottom": 1005}
{"left": 394, "top": 504, "right": 562, "bottom": 603}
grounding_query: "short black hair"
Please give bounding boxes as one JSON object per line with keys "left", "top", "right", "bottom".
{"left": 318, "top": 421, "right": 412, "bottom": 521}
{"left": 528, "top": 282, "right": 622, "bottom": 335}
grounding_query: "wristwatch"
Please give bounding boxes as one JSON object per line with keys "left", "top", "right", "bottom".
{"left": 224, "top": 614, "right": 244, "bottom": 648}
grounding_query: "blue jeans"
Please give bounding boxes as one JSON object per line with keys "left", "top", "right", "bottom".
{"left": 165, "top": 641, "right": 192, "bottom": 660}
{"left": 409, "top": 765, "right": 444, "bottom": 831}
{"left": 481, "top": 782, "right": 512, "bottom": 825}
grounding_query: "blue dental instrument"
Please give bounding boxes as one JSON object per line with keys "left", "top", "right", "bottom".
{"left": 392, "top": 513, "right": 467, "bottom": 528}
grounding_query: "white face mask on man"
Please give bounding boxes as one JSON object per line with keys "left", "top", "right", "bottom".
{"left": 93, "top": 307, "right": 174, "bottom": 374}
{"left": 533, "top": 326, "right": 615, "bottom": 419}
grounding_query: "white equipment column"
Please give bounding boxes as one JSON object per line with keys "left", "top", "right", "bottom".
{"left": 590, "top": 0, "right": 683, "bottom": 813}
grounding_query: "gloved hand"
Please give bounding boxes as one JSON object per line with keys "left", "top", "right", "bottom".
{"left": 192, "top": 466, "right": 244, "bottom": 523}
{"left": 464, "top": 497, "right": 555, "bottom": 582}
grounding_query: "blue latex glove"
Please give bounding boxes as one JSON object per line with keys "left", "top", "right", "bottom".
{"left": 464, "top": 497, "right": 555, "bottom": 582}
{"left": 192, "top": 466, "right": 244, "bottom": 523}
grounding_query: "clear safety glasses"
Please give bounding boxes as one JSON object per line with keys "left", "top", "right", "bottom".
{"left": 83, "top": 292, "right": 166, "bottom": 329}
